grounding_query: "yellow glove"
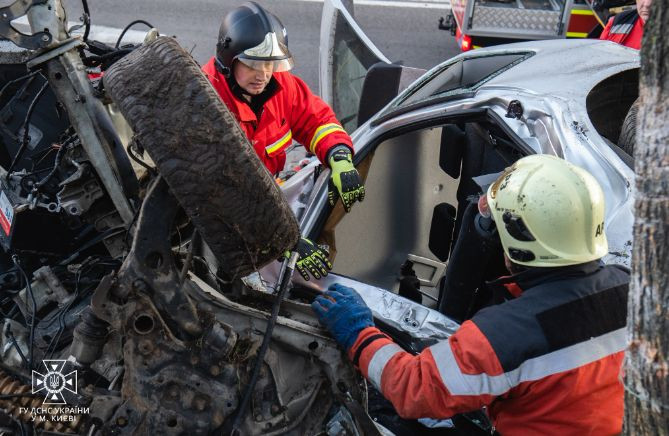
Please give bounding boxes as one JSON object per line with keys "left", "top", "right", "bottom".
{"left": 328, "top": 147, "right": 365, "bottom": 213}
{"left": 293, "top": 237, "right": 332, "bottom": 281}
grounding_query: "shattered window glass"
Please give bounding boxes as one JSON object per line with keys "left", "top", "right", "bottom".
{"left": 331, "top": 11, "right": 386, "bottom": 133}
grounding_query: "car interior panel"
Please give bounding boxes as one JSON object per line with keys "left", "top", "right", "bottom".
{"left": 320, "top": 117, "right": 524, "bottom": 313}
{"left": 327, "top": 127, "right": 457, "bottom": 299}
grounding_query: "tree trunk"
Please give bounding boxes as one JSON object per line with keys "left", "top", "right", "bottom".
{"left": 624, "top": 1, "right": 669, "bottom": 434}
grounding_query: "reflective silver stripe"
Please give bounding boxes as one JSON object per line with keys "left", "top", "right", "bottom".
{"left": 610, "top": 23, "right": 633, "bottom": 34}
{"left": 430, "top": 340, "right": 512, "bottom": 396}
{"left": 367, "top": 344, "right": 403, "bottom": 393}
{"left": 430, "top": 327, "right": 627, "bottom": 396}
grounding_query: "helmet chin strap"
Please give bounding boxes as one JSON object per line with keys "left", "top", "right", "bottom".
{"left": 214, "top": 56, "right": 231, "bottom": 77}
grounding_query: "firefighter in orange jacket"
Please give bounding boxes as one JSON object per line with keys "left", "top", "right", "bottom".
{"left": 203, "top": 2, "right": 365, "bottom": 281}
{"left": 599, "top": 0, "right": 652, "bottom": 49}
{"left": 312, "top": 155, "right": 629, "bottom": 435}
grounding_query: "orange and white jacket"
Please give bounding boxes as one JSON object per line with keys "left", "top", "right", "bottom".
{"left": 349, "top": 262, "right": 629, "bottom": 435}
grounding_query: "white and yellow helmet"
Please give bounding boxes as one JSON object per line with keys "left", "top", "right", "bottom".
{"left": 483, "top": 154, "right": 608, "bottom": 267}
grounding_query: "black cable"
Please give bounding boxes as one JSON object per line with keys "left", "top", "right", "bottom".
{"left": 11, "top": 255, "right": 36, "bottom": 370}
{"left": 22, "top": 166, "right": 53, "bottom": 178}
{"left": 5, "top": 327, "right": 29, "bottom": 368}
{"left": 81, "top": 0, "right": 91, "bottom": 42}
{"left": 46, "top": 268, "right": 81, "bottom": 359}
{"left": 28, "top": 131, "right": 75, "bottom": 172}
{"left": 6, "top": 81, "right": 50, "bottom": 179}
{"left": 32, "top": 144, "right": 66, "bottom": 193}
{"left": 29, "top": 146, "right": 56, "bottom": 171}
{"left": 42, "top": 262, "right": 86, "bottom": 356}
{"left": 58, "top": 227, "right": 125, "bottom": 266}
{"left": 44, "top": 258, "right": 118, "bottom": 359}
{"left": 39, "top": 258, "right": 116, "bottom": 329}
{"left": 82, "top": 48, "right": 133, "bottom": 69}
{"left": 126, "top": 142, "right": 155, "bottom": 175}
{"left": 115, "top": 20, "right": 155, "bottom": 49}
{"left": 31, "top": 133, "right": 77, "bottom": 181}
{"left": 0, "top": 71, "right": 39, "bottom": 103}
{"left": 229, "top": 254, "right": 298, "bottom": 435}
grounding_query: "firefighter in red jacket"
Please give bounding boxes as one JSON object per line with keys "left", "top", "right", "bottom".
{"left": 203, "top": 2, "right": 365, "bottom": 281}
{"left": 312, "top": 155, "right": 629, "bottom": 435}
{"left": 599, "top": 0, "right": 652, "bottom": 49}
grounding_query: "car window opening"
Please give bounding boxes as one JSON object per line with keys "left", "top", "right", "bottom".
{"left": 394, "top": 52, "right": 532, "bottom": 110}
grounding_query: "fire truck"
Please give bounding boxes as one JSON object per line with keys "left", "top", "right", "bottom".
{"left": 439, "top": 0, "right": 607, "bottom": 51}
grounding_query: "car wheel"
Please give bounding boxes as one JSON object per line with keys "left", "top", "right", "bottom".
{"left": 618, "top": 97, "right": 639, "bottom": 157}
{"left": 103, "top": 37, "right": 300, "bottom": 279}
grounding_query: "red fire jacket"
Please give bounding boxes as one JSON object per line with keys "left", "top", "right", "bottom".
{"left": 600, "top": 10, "right": 643, "bottom": 50}
{"left": 202, "top": 57, "right": 353, "bottom": 175}
{"left": 348, "top": 262, "right": 629, "bottom": 435}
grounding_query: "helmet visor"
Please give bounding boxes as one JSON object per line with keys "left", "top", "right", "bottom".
{"left": 237, "top": 56, "right": 294, "bottom": 73}
{"left": 237, "top": 31, "right": 294, "bottom": 73}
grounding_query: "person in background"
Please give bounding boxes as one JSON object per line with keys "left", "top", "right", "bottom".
{"left": 599, "top": 0, "right": 652, "bottom": 49}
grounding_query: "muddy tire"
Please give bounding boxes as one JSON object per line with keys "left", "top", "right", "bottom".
{"left": 104, "top": 37, "right": 299, "bottom": 279}
{"left": 618, "top": 98, "right": 639, "bottom": 157}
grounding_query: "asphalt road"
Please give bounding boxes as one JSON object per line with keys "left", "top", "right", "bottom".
{"left": 61, "top": 0, "right": 460, "bottom": 92}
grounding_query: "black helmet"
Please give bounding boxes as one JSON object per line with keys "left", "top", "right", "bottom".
{"left": 215, "top": 2, "right": 294, "bottom": 75}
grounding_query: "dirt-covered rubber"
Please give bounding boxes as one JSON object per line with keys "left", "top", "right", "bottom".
{"left": 618, "top": 97, "right": 639, "bottom": 157}
{"left": 103, "top": 37, "right": 300, "bottom": 279}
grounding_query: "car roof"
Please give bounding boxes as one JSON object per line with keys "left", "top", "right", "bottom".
{"left": 473, "top": 39, "right": 639, "bottom": 99}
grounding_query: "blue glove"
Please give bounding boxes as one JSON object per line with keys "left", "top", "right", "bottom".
{"left": 311, "top": 283, "right": 374, "bottom": 350}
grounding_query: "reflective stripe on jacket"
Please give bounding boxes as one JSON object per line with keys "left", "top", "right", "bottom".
{"left": 600, "top": 10, "right": 643, "bottom": 50}
{"left": 202, "top": 57, "right": 353, "bottom": 175}
{"left": 348, "top": 262, "right": 629, "bottom": 435}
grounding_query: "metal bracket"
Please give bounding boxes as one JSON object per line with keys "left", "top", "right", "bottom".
{"left": 0, "top": 0, "right": 52, "bottom": 50}
{"left": 407, "top": 254, "right": 447, "bottom": 288}
{"left": 57, "top": 161, "right": 104, "bottom": 216}
{"left": 26, "top": 37, "right": 83, "bottom": 69}
{"left": 116, "top": 177, "right": 202, "bottom": 337}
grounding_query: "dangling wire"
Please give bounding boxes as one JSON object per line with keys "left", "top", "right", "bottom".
{"left": 11, "top": 255, "right": 37, "bottom": 370}
{"left": 32, "top": 135, "right": 78, "bottom": 194}
{"left": 126, "top": 141, "right": 155, "bottom": 175}
{"left": 115, "top": 20, "right": 156, "bottom": 49}
{"left": 6, "top": 80, "right": 51, "bottom": 179}
{"left": 0, "top": 71, "right": 39, "bottom": 103}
